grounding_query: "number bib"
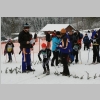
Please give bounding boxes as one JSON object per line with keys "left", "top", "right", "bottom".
{"left": 42, "top": 52, "right": 47, "bottom": 58}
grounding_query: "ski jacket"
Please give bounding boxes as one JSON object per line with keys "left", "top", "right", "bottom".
{"left": 58, "top": 35, "right": 71, "bottom": 54}
{"left": 51, "top": 37, "right": 61, "bottom": 51}
{"left": 98, "top": 29, "right": 100, "bottom": 39}
{"left": 73, "top": 32, "right": 83, "bottom": 48}
{"left": 91, "top": 30, "right": 96, "bottom": 39}
{"left": 18, "top": 30, "right": 32, "bottom": 49}
{"left": 83, "top": 36, "right": 90, "bottom": 44}
{"left": 38, "top": 48, "right": 51, "bottom": 61}
{"left": 91, "top": 37, "right": 100, "bottom": 45}
{"left": 87, "top": 32, "right": 92, "bottom": 40}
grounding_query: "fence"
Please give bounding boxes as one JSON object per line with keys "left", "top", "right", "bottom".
{"left": 1, "top": 38, "right": 49, "bottom": 55}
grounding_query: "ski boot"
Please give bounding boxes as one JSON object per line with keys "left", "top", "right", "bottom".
{"left": 46, "top": 70, "right": 50, "bottom": 75}
{"left": 43, "top": 70, "right": 46, "bottom": 74}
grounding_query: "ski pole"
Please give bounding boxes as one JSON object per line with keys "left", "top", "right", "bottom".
{"left": 5, "top": 54, "right": 7, "bottom": 62}
{"left": 33, "top": 46, "right": 34, "bottom": 63}
{"left": 87, "top": 49, "right": 90, "bottom": 63}
{"left": 79, "top": 49, "right": 82, "bottom": 64}
{"left": 14, "top": 52, "right": 17, "bottom": 63}
{"left": 54, "top": 65, "right": 59, "bottom": 74}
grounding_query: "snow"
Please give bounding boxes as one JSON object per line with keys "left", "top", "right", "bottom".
{"left": 1, "top": 44, "right": 100, "bottom": 84}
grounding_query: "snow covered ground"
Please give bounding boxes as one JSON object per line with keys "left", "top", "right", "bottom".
{"left": 1, "top": 44, "right": 100, "bottom": 84}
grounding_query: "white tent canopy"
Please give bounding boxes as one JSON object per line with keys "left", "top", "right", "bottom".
{"left": 40, "top": 24, "right": 75, "bottom": 32}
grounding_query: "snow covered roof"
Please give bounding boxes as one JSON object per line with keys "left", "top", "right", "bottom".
{"left": 40, "top": 24, "right": 75, "bottom": 32}
{"left": 37, "top": 31, "right": 46, "bottom": 37}
{"left": 12, "top": 37, "right": 18, "bottom": 40}
{"left": 11, "top": 33, "right": 19, "bottom": 35}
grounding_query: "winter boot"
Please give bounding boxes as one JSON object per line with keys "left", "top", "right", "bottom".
{"left": 60, "top": 72, "right": 63, "bottom": 74}
{"left": 91, "top": 62, "right": 95, "bottom": 64}
{"left": 10, "top": 59, "right": 12, "bottom": 62}
{"left": 51, "top": 62, "right": 54, "bottom": 66}
{"left": 8, "top": 60, "right": 10, "bottom": 63}
{"left": 43, "top": 70, "right": 46, "bottom": 74}
{"left": 43, "top": 67, "right": 46, "bottom": 74}
{"left": 46, "top": 70, "right": 50, "bottom": 75}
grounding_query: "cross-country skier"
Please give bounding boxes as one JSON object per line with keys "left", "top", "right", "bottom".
{"left": 57, "top": 28, "right": 70, "bottom": 76}
{"left": 38, "top": 43, "right": 51, "bottom": 75}
{"left": 51, "top": 31, "right": 61, "bottom": 67}
{"left": 83, "top": 34, "right": 90, "bottom": 50}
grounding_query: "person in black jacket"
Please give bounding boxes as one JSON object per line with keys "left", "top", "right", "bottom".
{"left": 91, "top": 34, "right": 100, "bottom": 64}
{"left": 38, "top": 43, "right": 51, "bottom": 75}
{"left": 4, "top": 39, "right": 14, "bottom": 62}
{"left": 46, "top": 31, "right": 51, "bottom": 49}
{"left": 18, "top": 23, "right": 35, "bottom": 73}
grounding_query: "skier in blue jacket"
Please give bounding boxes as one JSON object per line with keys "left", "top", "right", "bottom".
{"left": 83, "top": 34, "right": 90, "bottom": 50}
{"left": 51, "top": 31, "right": 61, "bottom": 66}
{"left": 91, "top": 30, "right": 96, "bottom": 39}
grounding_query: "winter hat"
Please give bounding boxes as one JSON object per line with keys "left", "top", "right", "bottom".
{"left": 8, "top": 39, "right": 11, "bottom": 42}
{"left": 41, "top": 43, "right": 47, "bottom": 48}
{"left": 60, "top": 28, "right": 66, "bottom": 34}
{"left": 23, "top": 23, "right": 30, "bottom": 28}
{"left": 56, "top": 31, "right": 60, "bottom": 35}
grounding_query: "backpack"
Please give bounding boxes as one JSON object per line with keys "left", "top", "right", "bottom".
{"left": 84, "top": 36, "right": 89, "bottom": 43}
{"left": 7, "top": 44, "right": 13, "bottom": 52}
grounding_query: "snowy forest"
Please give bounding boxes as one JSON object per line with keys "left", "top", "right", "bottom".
{"left": 1, "top": 17, "right": 100, "bottom": 37}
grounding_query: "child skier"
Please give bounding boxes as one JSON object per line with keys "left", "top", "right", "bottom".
{"left": 38, "top": 43, "right": 51, "bottom": 75}
{"left": 83, "top": 34, "right": 90, "bottom": 50}
{"left": 4, "top": 39, "right": 14, "bottom": 62}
